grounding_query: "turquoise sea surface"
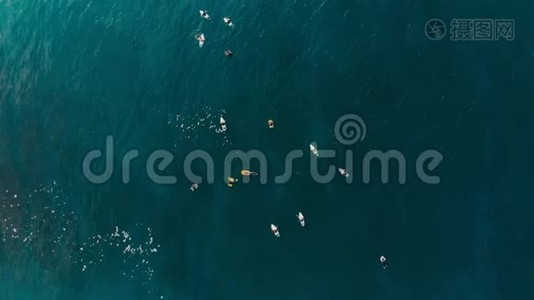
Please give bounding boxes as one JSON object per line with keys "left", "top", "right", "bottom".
{"left": 1, "top": 0, "right": 534, "bottom": 299}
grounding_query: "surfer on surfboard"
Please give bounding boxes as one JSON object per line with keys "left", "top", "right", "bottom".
{"left": 297, "top": 212, "right": 305, "bottom": 227}
{"left": 338, "top": 168, "right": 349, "bottom": 178}
{"left": 380, "top": 256, "right": 388, "bottom": 269}
{"left": 223, "top": 17, "right": 234, "bottom": 27}
{"left": 271, "top": 224, "right": 280, "bottom": 237}
{"left": 240, "top": 170, "right": 258, "bottom": 176}
{"left": 227, "top": 177, "right": 237, "bottom": 187}
{"left": 199, "top": 10, "right": 210, "bottom": 20}
{"left": 195, "top": 33, "right": 205, "bottom": 47}
{"left": 220, "top": 117, "right": 227, "bottom": 132}
{"left": 310, "top": 143, "right": 319, "bottom": 157}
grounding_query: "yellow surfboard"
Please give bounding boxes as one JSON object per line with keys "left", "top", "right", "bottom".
{"left": 240, "top": 170, "right": 258, "bottom": 176}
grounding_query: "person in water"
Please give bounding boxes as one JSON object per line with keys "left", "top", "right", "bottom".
{"left": 221, "top": 119, "right": 227, "bottom": 131}
{"left": 227, "top": 177, "right": 237, "bottom": 187}
{"left": 190, "top": 183, "right": 199, "bottom": 191}
{"left": 268, "top": 119, "right": 275, "bottom": 128}
{"left": 224, "top": 49, "right": 233, "bottom": 57}
{"left": 380, "top": 256, "right": 388, "bottom": 269}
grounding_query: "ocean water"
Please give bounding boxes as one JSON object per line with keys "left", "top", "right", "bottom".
{"left": 1, "top": 0, "right": 534, "bottom": 299}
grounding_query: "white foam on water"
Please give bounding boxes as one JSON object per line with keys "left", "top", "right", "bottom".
{"left": 168, "top": 106, "right": 231, "bottom": 146}
{"left": 72, "top": 224, "right": 160, "bottom": 292}
{"left": 0, "top": 182, "right": 163, "bottom": 298}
